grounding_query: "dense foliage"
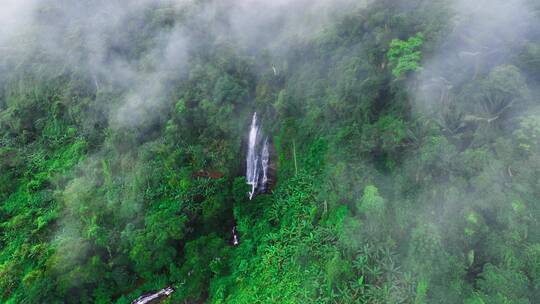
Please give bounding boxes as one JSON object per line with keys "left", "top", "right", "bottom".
{"left": 1, "top": 0, "right": 540, "bottom": 303}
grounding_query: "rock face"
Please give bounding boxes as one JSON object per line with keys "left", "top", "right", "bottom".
{"left": 245, "top": 112, "right": 276, "bottom": 199}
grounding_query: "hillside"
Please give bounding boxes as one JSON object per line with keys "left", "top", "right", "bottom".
{"left": 1, "top": 0, "right": 540, "bottom": 303}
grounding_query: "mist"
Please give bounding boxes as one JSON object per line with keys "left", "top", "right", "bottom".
{"left": 0, "top": 0, "right": 361, "bottom": 129}
{"left": 0, "top": 0, "right": 362, "bottom": 288}
{"left": 415, "top": 0, "right": 538, "bottom": 121}
{"left": 2, "top": 0, "right": 540, "bottom": 303}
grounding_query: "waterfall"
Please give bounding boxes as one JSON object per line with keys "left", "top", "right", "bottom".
{"left": 246, "top": 112, "right": 260, "bottom": 200}
{"left": 261, "top": 137, "right": 269, "bottom": 192}
{"left": 246, "top": 112, "right": 270, "bottom": 200}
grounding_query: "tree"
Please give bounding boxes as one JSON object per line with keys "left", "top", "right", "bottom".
{"left": 388, "top": 32, "right": 424, "bottom": 78}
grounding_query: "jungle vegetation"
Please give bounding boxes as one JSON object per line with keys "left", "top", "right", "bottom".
{"left": 1, "top": 0, "right": 540, "bottom": 303}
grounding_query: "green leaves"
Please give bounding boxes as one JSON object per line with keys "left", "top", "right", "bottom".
{"left": 1, "top": 0, "right": 540, "bottom": 303}
{"left": 514, "top": 113, "right": 540, "bottom": 153}
{"left": 476, "top": 264, "right": 530, "bottom": 304}
{"left": 388, "top": 32, "right": 424, "bottom": 78}
{"left": 415, "top": 277, "right": 429, "bottom": 304}
{"left": 356, "top": 185, "right": 385, "bottom": 219}
{"left": 325, "top": 251, "right": 353, "bottom": 291}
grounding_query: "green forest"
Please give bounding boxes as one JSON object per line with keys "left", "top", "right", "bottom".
{"left": 1, "top": 0, "right": 540, "bottom": 303}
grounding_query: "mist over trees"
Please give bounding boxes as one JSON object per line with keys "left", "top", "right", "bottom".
{"left": 1, "top": 0, "right": 540, "bottom": 303}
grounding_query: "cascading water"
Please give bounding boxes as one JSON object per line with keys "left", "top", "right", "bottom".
{"left": 246, "top": 112, "right": 260, "bottom": 199}
{"left": 131, "top": 287, "right": 174, "bottom": 304}
{"left": 261, "top": 138, "right": 269, "bottom": 192}
{"left": 246, "top": 112, "right": 270, "bottom": 200}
